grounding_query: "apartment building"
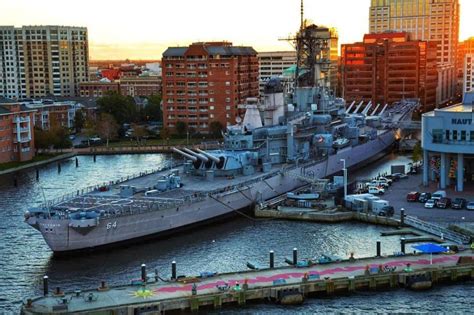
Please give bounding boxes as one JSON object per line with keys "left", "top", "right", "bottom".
{"left": 457, "top": 38, "right": 474, "bottom": 96}
{"left": 342, "top": 33, "right": 438, "bottom": 111}
{"left": 0, "top": 25, "right": 89, "bottom": 99}
{"left": 79, "top": 81, "right": 120, "bottom": 97}
{"left": 0, "top": 98, "right": 35, "bottom": 163}
{"left": 369, "top": 0, "right": 460, "bottom": 105}
{"left": 21, "top": 100, "right": 82, "bottom": 130}
{"left": 162, "top": 42, "right": 258, "bottom": 133}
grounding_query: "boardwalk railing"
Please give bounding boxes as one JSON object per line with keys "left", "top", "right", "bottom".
{"left": 405, "top": 215, "right": 471, "bottom": 245}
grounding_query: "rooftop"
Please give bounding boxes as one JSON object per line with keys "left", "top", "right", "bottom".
{"left": 163, "top": 44, "right": 257, "bottom": 57}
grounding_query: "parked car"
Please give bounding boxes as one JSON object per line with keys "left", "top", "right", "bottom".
{"left": 407, "top": 192, "right": 420, "bottom": 202}
{"left": 451, "top": 198, "right": 466, "bottom": 210}
{"left": 432, "top": 190, "right": 447, "bottom": 201}
{"left": 368, "top": 186, "right": 385, "bottom": 195}
{"left": 424, "top": 199, "right": 436, "bottom": 209}
{"left": 377, "top": 206, "right": 395, "bottom": 217}
{"left": 436, "top": 197, "right": 451, "bottom": 209}
{"left": 418, "top": 192, "right": 431, "bottom": 203}
{"left": 392, "top": 173, "right": 408, "bottom": 179}
{"left": 467, "top": 201, "right": 474, "bottom": 211}
{"left": 368, "top": 180, "right": 389, "bottom": 189}
{"left": 377, "top": 177, "right": 393, "bottom": 185}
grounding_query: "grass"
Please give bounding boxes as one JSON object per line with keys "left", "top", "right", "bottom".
{"left": 0, "top": 153, "right": 62, "bottom": 171}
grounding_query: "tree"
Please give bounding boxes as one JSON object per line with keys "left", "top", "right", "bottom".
{"left": 412, "top": 140, "right": 422, "bottom": 162}
{"left": 96, "top": 113, "right": 119, "bottom": 147}
{"left": 131, "top": 123, "right": 148, "bottom": 144}
{"left": 73, "top": 109, "right": 86, "bottom": 132}
{"left": 143, "top": 94, "right": 162, "bottom": 122}
{"left": 175, "top": 121, "right": 188, "bottom": 137}
{"left": 160, "top": 127, "right": 170, "bottom": 142}
{"left": 209, "top": 121, "right": 224, "bottom": 139}
{"left": 83, "top": 117, "right": 97, "bottom": 146}
{"left": 97, "top": 91, "right": 138, "bottom": 125}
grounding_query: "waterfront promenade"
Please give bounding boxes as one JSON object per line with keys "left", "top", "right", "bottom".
{"left": 24, "top": 252, "right": 473, "bottom": 314}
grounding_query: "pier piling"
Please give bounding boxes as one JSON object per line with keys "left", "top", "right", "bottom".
{"left": 13, "top": 175, "right": 18, "bottom": 187}
{"left": 35, "top": 169, "right": 39, "bottom": 181}
{"left": 293, "top": 248, "right": 298, "bottom": 265}
{"left": 400, "top": 208, "right": 405, "bottom": 226}
{"left": 401, "top": 237, "right": 406, "bottom": 254}
{"left": 57, "top": 163, "right": 61, "bottom": 173}
{"left": 376, "top": 241, "right": 381, "bottom": 257}
{"left": 93, "top": 155, "right": 96, "bottom": 163}
{"left": 75, "top": 157, "right": 79, "bottom": 167}
{"left": 269, "top": 250, "right": 275, "bottom": 269}
{"left": 141, "top": 264, "right": 147, "bottom": 282}
{"left": 43, "top": 276, "right": 48, "bottom": 296}
{"left": 171, "top": 261, "right": 177, "bottom": 280}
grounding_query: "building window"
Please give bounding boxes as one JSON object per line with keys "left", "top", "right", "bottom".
{"left": 461, "top": 130, "right": 466, "bottom": 141}
{"left": 433, "top": 129, "right": 443, "bottom": 143}
{"left": 452, "top": 130, "right": 458, "bottom": 141}
{"left": 470, "top": 131, "right": 474, "bottom": 142}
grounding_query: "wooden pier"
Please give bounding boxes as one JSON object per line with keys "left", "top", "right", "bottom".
{"left": 22, "top": 252, "right": 474, "bottom": 314}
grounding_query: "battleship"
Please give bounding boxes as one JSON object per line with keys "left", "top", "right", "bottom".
{"left": 24, "top": 17, "right": 417, "bottom": 253}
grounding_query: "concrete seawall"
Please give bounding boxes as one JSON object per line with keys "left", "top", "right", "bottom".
{"left": 0, "top": 152, "right": 76, "bottom": 176}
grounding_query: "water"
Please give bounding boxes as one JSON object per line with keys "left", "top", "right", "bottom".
{"left": 0, "top": 153, "right": 471, "bottom": 313}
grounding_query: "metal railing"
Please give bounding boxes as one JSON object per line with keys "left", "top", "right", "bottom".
{"left": 405, "top": 215, "right": 471, "bottom": 245}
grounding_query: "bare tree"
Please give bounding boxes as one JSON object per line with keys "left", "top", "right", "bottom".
{"left": 97, "top": 113, "right": 119, "bottom": 147}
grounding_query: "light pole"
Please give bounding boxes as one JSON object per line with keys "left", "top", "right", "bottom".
{"left": 340, "top": 159, "right": 347, "bottom": 200}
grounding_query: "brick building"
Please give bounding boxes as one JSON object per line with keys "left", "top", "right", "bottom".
{"left": 0, "top": 98, "right": 35, "bottom": 163}
{"left": 79, "top": 81, "right": 120, "bottom": 97}
{"left": 22, "top": 100, "right": 82, "bottom": 130}
{"left": 161, "top": 42, "right": 258, "bottom": 133}
{"left": 342, "top": 32, "right": 438, "bottom": 111}
{"left": 119, "top": 75, "right": 161, "bottom": 97}
{"left": 456, "top": 38, "right": 474, "bottom": 96}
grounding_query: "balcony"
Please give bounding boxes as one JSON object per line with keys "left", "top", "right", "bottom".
{"left": 13, "top": 127, "right": 30, "bottom": 133}
{"left": 14, "top": 137, "right": 31, "bottom": 144}
{"left": 21, "top": 147, "right": 31, "bottom": 153}
{"left": 14, "top": 117, "right": 30, "bottom": 123}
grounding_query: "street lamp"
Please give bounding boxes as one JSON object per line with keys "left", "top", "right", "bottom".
{"left": 340, "top": 159, "right": 347, "bottom": 200}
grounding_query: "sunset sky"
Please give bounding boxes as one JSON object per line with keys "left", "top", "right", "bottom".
{"left": 1, "top": 0, "right": 473, "bottom": 60}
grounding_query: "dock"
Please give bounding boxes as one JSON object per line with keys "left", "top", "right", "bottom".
{"left": 22, "top": 252, "right": 474, "bottom": 314}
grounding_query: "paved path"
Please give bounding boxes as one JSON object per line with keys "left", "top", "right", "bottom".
{"left": 28, "top": 252, "right": 470, "bottom": 313}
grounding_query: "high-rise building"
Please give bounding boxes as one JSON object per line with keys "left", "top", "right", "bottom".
{"left": 258, "top": 51, "right": 296, "bottom": 95}
{"left": 456, "top": 37, "right": 474, "bottom": 96}
{"left": 342, "top": 33, "right": 438, "bottom": 111}
{"left": 369, "top": 0, "right": 460, "bottom": 105}
{"left": 0, "top": 25, "right": 89, "bottom": 99}
{"left": 162, "top": 42, "right": 258, "bottom": 133}
{"left": 463, "top": 54, "right": 473, "bottom": 96}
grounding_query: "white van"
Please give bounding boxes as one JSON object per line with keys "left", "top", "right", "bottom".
{"left": 368, "top": 186, "right": 385, "bottom": 195}
{"left": 432, "top": 190, "right": 447, "bottom": 201}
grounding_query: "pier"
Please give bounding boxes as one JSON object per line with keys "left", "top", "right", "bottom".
{"left": 22, "top": 252, "right": 473, "bottom": 314}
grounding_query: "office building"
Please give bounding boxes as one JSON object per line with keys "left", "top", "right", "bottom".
{"left": 0, "top": 25, "right": 89, "bottom": 99}
{"left": 258, "top": 51, "right": 296, "bottom": 95}
{"left": 463, "top": 54, "right": 473, "bottom": 95}
{"left": 79, "top": 81, "right": 120, "bottom": 98}
{"left": 369, "top": 0, "right": 460, "bottom": 105}
{"left": 421, "top": 92, "right": 474, "bottom": 192}
{"left": 457, "top": 37, "right": 474, "bottom": 96}
{"left": 162, "top": 42, "right": 258, "bottom": 133}
{"left": 342, "top": 33, "right": 438, "bottom": 111}
{"left": 0, "top": 98, "right": 36, "bottom": 163}
{"left": 119, "top": 75, "right": 161, "bottom": 97}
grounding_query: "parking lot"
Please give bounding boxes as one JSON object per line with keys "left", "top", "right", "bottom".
{"left": 378, "top": 173, "right": 474, "bottom": 226}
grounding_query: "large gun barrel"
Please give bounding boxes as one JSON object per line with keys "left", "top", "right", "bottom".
{"left": 172, "top": 148, "right": 197, "bottom": 161}
{"left": 196, "top": 148, "right": 220, "bottom": 163}
{"left": 183, "top": 148, "right": 209, "bottom": 163}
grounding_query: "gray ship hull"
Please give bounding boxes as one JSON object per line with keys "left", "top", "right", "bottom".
{"left": 30, "top": 130, "right": 396, "bottom": 252}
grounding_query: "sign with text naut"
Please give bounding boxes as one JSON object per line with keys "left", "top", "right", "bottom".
{"left": 451, "top": 118, "right": 473, "bottom": 125}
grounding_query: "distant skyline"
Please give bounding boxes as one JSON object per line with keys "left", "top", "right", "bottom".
{"left": 1, "top": 0, "right": 473, "bottom": 59}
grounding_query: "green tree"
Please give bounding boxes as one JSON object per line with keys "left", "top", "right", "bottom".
{"left": 160, "top": 127, "right": 170, "bottom": 142}
{"left": 83, "top": 117, "right": 97, "bottom": 146}
{"left": 175, "top": 121, "right": 187, "bottom": 137}
{"left": 73, "top": 109, "right": 86, "bottom": 132}
{"left": 412, "top": 140, "right": 422, "bottom": 162}
{"left": 143, "top": 94, "right": 162, "bottom": 122}
{"left": 97, "top": 91, "right": 138, "bottom": 125}
{"left": 209, "top": 121, "right": 224, "bottom": 139}
{"left": 97, "top": 113, "right": 119, "bottom": 147}
{"left": 131, "top": 123, "right": 148, "bottom": 144}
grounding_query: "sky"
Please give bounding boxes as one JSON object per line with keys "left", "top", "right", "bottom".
{"left": 0, "top": 0, "right": 473, "bottom": 60}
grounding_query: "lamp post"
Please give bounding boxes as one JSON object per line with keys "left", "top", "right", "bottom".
{"left": 340, "top": 159, "right": 347, "bottom": 200}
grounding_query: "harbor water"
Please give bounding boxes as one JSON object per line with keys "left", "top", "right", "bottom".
{"left": 0, "top": 153, "right": 471, "bottom": 313}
